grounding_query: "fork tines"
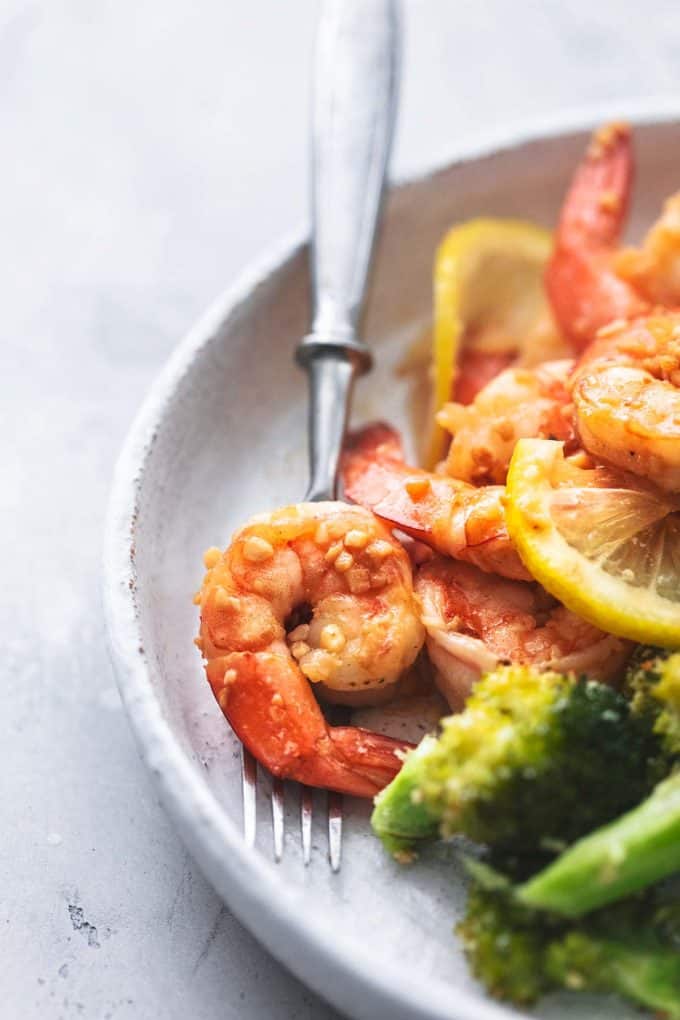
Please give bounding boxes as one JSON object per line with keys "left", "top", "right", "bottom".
{"left": 241, "top": 746, "right": 343, "bottom": 871}
{"left": 241, "top": 746, "right": 258, "bottom": 849}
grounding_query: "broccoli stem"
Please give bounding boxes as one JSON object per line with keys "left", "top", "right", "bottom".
{"left": 371, "top": 735, "right": 440, "bottom": 858}
{"left": 518, "top": 771, "right": 680, "bottom": 917}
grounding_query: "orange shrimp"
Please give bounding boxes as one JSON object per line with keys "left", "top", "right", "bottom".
{"left": 571, "top": 313, "right": 680, "bottom": 491}
{"left": 437, "top": 360, "right": 577, "bottom": 485}
{"left": 546, "top": 123, "right": 680, "bottom": 490}
{"left": 416, "top": 558, "right": 631, "bottom": 710}
{"left": 616, "top": 191, "right": 680, "bottom": 306}
{"left": 545, "top": 122, "right": 648, "bottom": 350}
{"left": 341, "top": 422, "right": 531, "bottom": 581}
{"left": 196, "top": 502, "right": 423, "bottom": 797}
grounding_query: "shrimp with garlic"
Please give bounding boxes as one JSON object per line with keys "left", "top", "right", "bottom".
{"left": 437, "top": 359, "right": 577, "bottom": 485}
{"left": 416, "top": 558, "right": 631, "bottom": 710}
{"left": 196, "top": 502, "right": 424, "bottom": 797}
{"left": 545, "top": 121, "right": 680, "bottom": 491}
{"left": 571, "top": 314, "right": 680, "bottom": 491}
{"left": 342, "top": 422, "right": 531, "bottom": 581}
{"left": 616, "top": 191, "right": 680, "bottom": 307}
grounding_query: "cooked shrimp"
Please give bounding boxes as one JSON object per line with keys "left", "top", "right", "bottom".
{"left": 545, "top": 122, "right": 648, "bottom": 350}
{"left": 616, "top": 191, "right": 680, "bottom": 306}
{"left": 416, "top": 558, "right": 631, "bottom": 710}
{"left": 544, "top": 122, "right": 680, "bottom": 490}
{"left": 571, "top": 313, "right": 680, "bottom": 491}
{"left": 196, "top": 502, "right": 423, "bottom": 797}
{"left": 342, "top": 423, "right": 531, "bottom": 581}
{"left": 437, "top": 360, "right": 577, "bottom": 485}
{"left": 452, "top": 316, "right": 572, "bottom": 406}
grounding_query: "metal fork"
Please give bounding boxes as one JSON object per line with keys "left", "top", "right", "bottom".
{"left": 241, "top": 0, "right": 400, "bottom": 871}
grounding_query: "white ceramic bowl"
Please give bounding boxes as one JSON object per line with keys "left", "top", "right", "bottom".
{"left": 105, "top": 106, "right": 680, "bottom": 1020}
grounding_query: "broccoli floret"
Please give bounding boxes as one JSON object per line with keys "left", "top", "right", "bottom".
{"left": 459, "top": 880, "right": 680, "bottom": 1017}
{"left": 517, "top": 768, "right": 680, "bottom": 916}
{"left": 546, "top": 931, "right": 680, "bottom": 1015}
{"left": 372, "top": 666, "right": 658, "bottom": 859}
{"left": 496, "top": 652, "right": 674, "bottom": 914}
{"left": 626, "top": 646, "right": 680, "bottom": 761}
{"left": 457, "top": 879, "right": 554, "bottom": 1004}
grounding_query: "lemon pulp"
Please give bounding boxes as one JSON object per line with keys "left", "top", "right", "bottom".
{"left": 506, "top": 439, "right": 680, "bottom": 647}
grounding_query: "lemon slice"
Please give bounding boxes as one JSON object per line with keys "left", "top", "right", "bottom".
{"left": 506, "top": 439, "right": 680, "bottom": 647}
{"left": 428, "top": 218, "right": 566, "bottom": 465}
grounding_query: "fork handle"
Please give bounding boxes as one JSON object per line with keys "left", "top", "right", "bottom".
{"left": 297, "top": 0, "right": 400, "bottom": 500}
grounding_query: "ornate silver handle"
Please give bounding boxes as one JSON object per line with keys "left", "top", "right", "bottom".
{"left": 297, "top": 0, "right": 400, "bottom": 501}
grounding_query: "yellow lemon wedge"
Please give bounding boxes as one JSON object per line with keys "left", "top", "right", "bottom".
{"left": 505, "top": 439, "right": 680, "bottom": 648}
{"left": 429, "top": 219, "right": 565, "bottom": 465}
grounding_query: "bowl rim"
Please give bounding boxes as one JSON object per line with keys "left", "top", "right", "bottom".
{"left": 104, "top": 99, "right": 680, "bottom": 1020}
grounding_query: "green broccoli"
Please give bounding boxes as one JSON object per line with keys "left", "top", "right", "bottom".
{"left": 515, "top": 648, "right": 680, "bottom": 916}
{"left": 456, "top": 876, "right": 553, "bottom": 1005}
{"left": 367, "top": 735, "right": 441, "bottom": 862}
{"left": 371, "top": 666, "right": 659, "bottom": 860}
{"left": 517, "top": 771, "right": 680, "bottom": 915}
{"left": 626, "top": 646, "right": 680, "bottom": 760}
{"left": 458, "top": 878, "right": 680, "bottom": 1017}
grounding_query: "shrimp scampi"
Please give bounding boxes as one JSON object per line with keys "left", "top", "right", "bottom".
{"left": 416, "top": 558, "right": 631, "bottom": 710}
{"left": 342, "top": 422, "right": 531, "bottom": 581}
{"left": 545, "top": 122, "right": 680, "bottom": 491}
{"left": 197, "top": 502, "right": 424, "bottom": 797}
{"left": 194, "top": 118, "right": 680, "bottom": 815}
{"left": 571, "top": 314, "right": 680, "bottom": 491}
{"left": 616, "top": 191, "right": 680, "bottom": 307}
{"left": 437, "top": 359, "right": 577, "bottom": 485}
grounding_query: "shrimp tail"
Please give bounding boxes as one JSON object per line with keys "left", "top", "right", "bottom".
{"left": 341, "top": 421, "right": 405, "bottom": 505}
{"left": 342, "top": 421, "right": 457, "bottom": 541}
{"left": 546, "top": 122, "right": 648, "bottom": 350}
{"left": 209, "top": 650, "right": 411, "bottom": 798}
{"left": 342, "top": 420, "right": 405, "bottom": 465}
{"left": 328, "top": 727, "right": 412, "bottom": 790}
{"left": 342, "top": 423, "right": 531, "bottom": 581}
{"left": 454, "top": 349, "right": 517, "bottom": 405}
{"left": 558, "top": 122, "right": 634, "bottom": 250}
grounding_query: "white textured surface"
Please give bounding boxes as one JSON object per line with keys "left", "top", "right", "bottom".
{"left": 2, "top": 3, "right": 679, "bottom": 1019}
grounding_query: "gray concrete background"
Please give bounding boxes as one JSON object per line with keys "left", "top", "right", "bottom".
{"left": 2, "top": 2, "right": 679, "bottom": 1018}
